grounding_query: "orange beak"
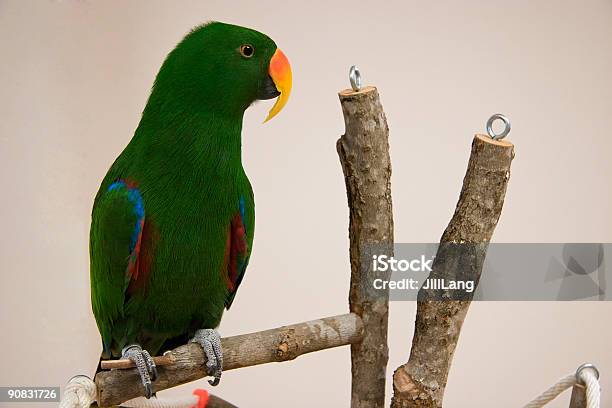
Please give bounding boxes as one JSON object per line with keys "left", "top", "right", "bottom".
{"left": 264, "top": 48, "right": 292, "bottom": 123}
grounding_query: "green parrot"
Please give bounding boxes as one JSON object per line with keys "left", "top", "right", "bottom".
{"left": 89, "top": 21, "right": 292, "bottom": 396}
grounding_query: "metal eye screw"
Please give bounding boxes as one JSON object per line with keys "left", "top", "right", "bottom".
{"left": 486, "top": 113, "right": 511, "bottom": 140}
{"left": 575, "top": 363, "right": 600, "bottom": 385}
{"left": 349, "top": 65, "right": 362, "bottom": 92}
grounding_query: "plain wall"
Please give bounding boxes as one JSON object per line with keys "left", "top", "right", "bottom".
{"left": 1, "top": 0, "right": 611, "bottom": 406}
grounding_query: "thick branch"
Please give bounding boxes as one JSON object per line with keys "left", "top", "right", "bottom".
{"left": 95, "top": 313, "right": 363, "bottom": 407}
{"left": 392, "top": 134, "right": 514, "bottom": 408}
{"left": 90, "top": 393, "right": 237, "bottom": 408}
{"left": 338, "top": 86, "right": 394, "bottom": 408}
{"left": 206, "top": 394, "right": 239, "bottom": 408}
{"left": 569, "top": 385, "right": 587, "bottom": 408}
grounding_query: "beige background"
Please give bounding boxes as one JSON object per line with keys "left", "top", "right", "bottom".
{"left": 1, "top": 0, "right": 612, "bottom": 407}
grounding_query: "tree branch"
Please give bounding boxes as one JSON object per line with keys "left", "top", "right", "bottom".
{"left": 337, "top": 86, "right": 394, "bottom": 408}
{"left": 391, "top": 134, "right": 514, "bottom": 408}
{"left": 89, "top": 393, "right": 238, "bottom": 408}
{"left": 95, "top": 313, "right": 363, "bottom": 407}
{"left": 569, "top": 385, "right": 587, "bottom": 408}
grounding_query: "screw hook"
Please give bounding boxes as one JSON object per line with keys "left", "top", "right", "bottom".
{"left": 349, "top": 65, "right": 362, "bottom": 92}
{"left": 575, "top": 363, "right": 600, "bottom": 385}
{"left": 486, "top": 114, "right": 511, "bottom": 140}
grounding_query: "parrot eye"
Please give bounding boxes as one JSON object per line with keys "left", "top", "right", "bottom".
{"left": 239, "top": 44, "right": 254, "bottom": 58}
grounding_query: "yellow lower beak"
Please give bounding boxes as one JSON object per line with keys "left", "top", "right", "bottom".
{"left": 264, "top": 48, "right": 292, "bottom": 123}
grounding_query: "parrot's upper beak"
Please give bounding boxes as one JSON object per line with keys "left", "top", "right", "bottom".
{"left": 263, "top": 48, "right": 292, "bottom": 123}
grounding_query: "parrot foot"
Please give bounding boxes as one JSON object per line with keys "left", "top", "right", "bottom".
{"left": 190, "top": 328, "right": 223, "bottom": 386}
{"left": 121, "top": 344, "right": 158, "bottom": 398}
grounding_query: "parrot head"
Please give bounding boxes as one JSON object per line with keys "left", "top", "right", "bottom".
{"left": 149, "top": 21, "right": 292, "bottom": 123}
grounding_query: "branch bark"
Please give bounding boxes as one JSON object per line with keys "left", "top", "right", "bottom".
{"left": 337, "top": 86, "right": 394, "bottom": 408}
{"left": 89, "top": 393, "right": 237, "bottom": 408}
{"left": 95, "top": 313, "right": 363, "bottom": 407}
{"left": 391, "top": 134, "right": 514, "bottom": 408}
{"left": 206, "top": 394, "right": 239, "bottom": 408}
{"left": 569, "top": 385, "right": 587, "bottom": 408}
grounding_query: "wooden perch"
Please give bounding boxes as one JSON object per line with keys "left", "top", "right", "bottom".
{"left": 89, "top": 393, "right": 238, "bottom": 408}
{"left": 570, "top": 385, "right": 587, "bottom": 408}
{"left": 204, "top": 394, "right": 239, "bottom": 408}
{"left": 337, "top": 86, "right": 394, "bottom": 408}
{"left": 391, "top": 134, "right": 514, "bottom": 408}
{"left": 95, "top": 313, "right": 363, "bottom": 407}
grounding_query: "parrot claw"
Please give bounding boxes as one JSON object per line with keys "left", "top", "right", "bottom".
{"left": 121, "top": 344, "right": 157, "bottom": 398}
{"left": 190, "top": 329, "right": 223, "bottom": 386}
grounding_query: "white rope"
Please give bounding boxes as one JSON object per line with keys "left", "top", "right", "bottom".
{"left": 579, "top": 369, "right": 601, "bottom": 408}
{"left": 522, "top": 367, "right": 601, "bottom": 408}
{"left": 58, "top": 375, "right": 206, "bottom": 408}
{"left": 522, "top": 374, "right": 576, "bottom": 408}
{"left": 59, "top": 376, "right": 96, "bottom": 408}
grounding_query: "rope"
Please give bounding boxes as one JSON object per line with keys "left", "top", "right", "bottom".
{"left": 58, "top": 375, "right": 209, "bottom": 408}
{"left": 522, "top": 374, "right": 576, "bottom": 408}
{"left": 579, "top": 369, "right": 601, "bottom": 408}
{"left": 523, "top": 367, "right": 601, "bottom": 408}
{"left": 59, "top": 375, "right": 96, "bottom": 408}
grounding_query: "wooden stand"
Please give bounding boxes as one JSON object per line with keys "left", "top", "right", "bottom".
{"left": 337, "top": 86, "right": 394, "bottom": 408}
{"left": 95, "top": 314, "right": 363, "bottom": 406}
{"left": 92, "top": 91, "right": 518, "bottom": 408}
{"left": 391, "top": 134, "right": 515, "bottom": 408}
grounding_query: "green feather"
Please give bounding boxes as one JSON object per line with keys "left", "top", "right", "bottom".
{"left": 90, "top": 22, "right": 273, "bottom": 357}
